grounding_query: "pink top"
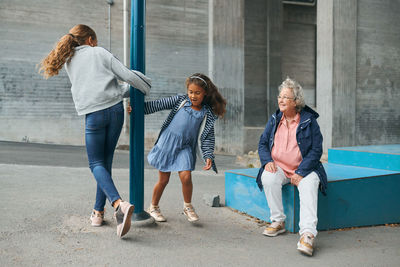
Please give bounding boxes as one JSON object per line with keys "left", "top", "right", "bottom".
{"left": 271, "top": 113, "right": 302, "bottom": 178}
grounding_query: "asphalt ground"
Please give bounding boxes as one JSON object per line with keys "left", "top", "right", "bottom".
{"left": 0, "top": 141, "right": 399, "bottom": 266}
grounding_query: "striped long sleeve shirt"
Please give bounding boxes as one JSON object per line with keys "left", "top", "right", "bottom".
{"left": 144, "top": 94, "right": 218, "bottom": 173}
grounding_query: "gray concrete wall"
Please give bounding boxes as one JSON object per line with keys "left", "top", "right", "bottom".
{"left": 317, "top": 0, "right": 400, "bottom": 150}
{"left": 0, "top": 0, "right": 125, "bottom": 145}
{"left": 212, "top": 0, "right": 245, "bottom": 154}
{"left": 243, "top": 1, "right": 316, "bottom": 153}
{"left": 243, "top": 0, "right": 268, "bottom": 152}
{"left": 244, "top": 0, "right": 268, "bottom": 128}
{"left": 316, "top": 0, "right": 333, "bottom": 151}
{"left": 243, "top": 0, "right": 282, "bottom": 153}
{"left": 144, "top": 0, "right": 209, "bottom": 149}
{"left": 2, "top": 0, "right": 399, "bottom": 155}
{"left": 282, "top": 3, "right": 316, "bottom": 107}
{"left": 0, "top": 0, "right": 211, "bottom": 149}
{"left": 355, "top": 0, "right": 400, "bottom": 145}
{"left": 331, "top": 0, "right": 357, "bottom": 147}
{"left": 265, "top": 0, "right": 283, "bottom": 119}
{"left": 317, "top": 0, "right": 359, "bottom": 149}
{"left": 0, "top": 0, "right": 242, "bottom": 155}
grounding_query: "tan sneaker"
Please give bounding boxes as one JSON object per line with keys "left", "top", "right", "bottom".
{"left": 90, "top": 210, "right": 104, "bottom": 227}
{"left": 183, "top": 204, "right": 199, "bottom": 222}
{"left": 262, "top": 221, "right": 286, "bottom": 237}
{"left": 114, "top": 201, "right": 134, "bottom": 238}
{"left": 297, "top": 232, "right": 315, "bottom": 256}
{"left": 148, "top": 205, "right": 167, "bottom": 222}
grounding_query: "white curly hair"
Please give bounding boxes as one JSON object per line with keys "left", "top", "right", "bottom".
{"left": 278, "top": 77, "right": 305, "bottom": 112}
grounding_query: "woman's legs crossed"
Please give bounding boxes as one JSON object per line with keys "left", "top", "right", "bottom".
{"left": 261, "top": 166, "right": 290, "bottom": 222}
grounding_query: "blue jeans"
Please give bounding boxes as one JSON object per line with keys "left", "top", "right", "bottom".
{"left": 85, "top": 102, "right": 124, "bottom": 211}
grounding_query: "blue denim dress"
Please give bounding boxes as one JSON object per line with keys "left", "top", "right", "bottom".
{"left": 148, "top": 101, "right": 206, "bottom": 172}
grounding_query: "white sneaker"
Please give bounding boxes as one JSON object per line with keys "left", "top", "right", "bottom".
{"left": 183, "top": 204, "right": 199, "bottom": 222}
{"left": 148, "top": 205, "right": 167, "bottom": 222}
{"left": 297, "top": 232, "right": 315, "bottom": 256}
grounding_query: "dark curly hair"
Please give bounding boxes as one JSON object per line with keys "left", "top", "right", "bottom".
{"left": 185, "top": 73, "right": 226, "bottom": 117}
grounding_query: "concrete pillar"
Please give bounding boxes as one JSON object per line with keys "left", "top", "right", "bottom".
{"left": 316, "top": 0, "right": 333, "bottom": 151}
{"left": 212, "top": 0, "right": 245, "bottom": 154}
{"left": 317, "top": 0, "right": 357, "bottom": 151}
{"left": 265, "top": 0, "right": 283, "bottom": 118}
{"left": 332, "top": 0, "right": 357, "bottom": 147}
{"left": 243, "top": 0, "right": 282, "bottom": 152}
{"left": 355, "top": 0, "right": 400, "bottom": 145}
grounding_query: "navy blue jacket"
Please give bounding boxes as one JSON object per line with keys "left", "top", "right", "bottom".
{"left": 256, "top": 105, "right": 327, "bottom": 195}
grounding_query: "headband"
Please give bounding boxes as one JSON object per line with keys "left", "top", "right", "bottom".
{"left": 190, "top": 76, "right": 208, "bottom": 88}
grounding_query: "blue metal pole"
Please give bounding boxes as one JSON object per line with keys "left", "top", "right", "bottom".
{"left": 129, "top": 0, "right": 150, "bottom": 221}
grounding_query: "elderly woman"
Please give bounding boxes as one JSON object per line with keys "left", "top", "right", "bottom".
{"left": 256, "top": 77, "right": 327, "bottom": 256}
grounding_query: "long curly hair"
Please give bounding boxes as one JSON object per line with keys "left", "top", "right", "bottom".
{"left": 38, "top": 24, "right": 97, "bottom": 79}
{"left": 185, "top": 73, "right": 227, "bottom": 118}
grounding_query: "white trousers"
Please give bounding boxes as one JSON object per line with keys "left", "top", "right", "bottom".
{"left": 261, "top": 166, "right": 320, "bottom": 237}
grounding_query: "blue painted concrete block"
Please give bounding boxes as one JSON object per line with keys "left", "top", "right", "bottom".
{"left": 225, "top": 164, "right": 400, "bottom": 232}
{"left": 225, "top": 169, "right": 298, "bottom": 232}
{"left": 328, "top": 144, "right": 400, "bottom": 171}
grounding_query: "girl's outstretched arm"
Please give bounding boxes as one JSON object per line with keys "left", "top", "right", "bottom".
{"left": 144, "top": 95, "right": 181, "bottom": 115}
{"left": 110, "top": 53, "right": 151, "bottom": 95}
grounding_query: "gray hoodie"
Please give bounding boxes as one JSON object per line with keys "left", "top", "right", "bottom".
{"left": 65, "top": 45, "right": 151, "bottom": 115}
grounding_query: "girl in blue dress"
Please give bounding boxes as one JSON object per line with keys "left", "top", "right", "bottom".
{"left": 144, "top": 73, "right": 226, "bottom": 222}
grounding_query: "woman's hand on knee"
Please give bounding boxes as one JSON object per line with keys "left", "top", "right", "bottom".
{"left": 290, "top": 173, "right": 303, "bottom": 186}
{"left": 264, "top": 161, "right": 277, "bottom": 173}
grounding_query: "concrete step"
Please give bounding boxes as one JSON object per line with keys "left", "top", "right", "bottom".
{"left": 225, "top": 163, "right": 400, "bottom": 232}
{"left": 328, "top": 144, "right": 400, "bottom": 171}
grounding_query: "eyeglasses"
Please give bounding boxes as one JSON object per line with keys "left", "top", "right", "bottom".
{"left": 277, "top": 95, "right": 295, "bottom": 100}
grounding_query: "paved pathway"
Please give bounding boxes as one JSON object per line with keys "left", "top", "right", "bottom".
{"left": 0, "top": 141, "right": 399, "bottom": 266}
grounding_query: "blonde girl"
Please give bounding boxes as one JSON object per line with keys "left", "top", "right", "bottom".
{"left": 39, "top": 24, "right": 151, "bottom": 238}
